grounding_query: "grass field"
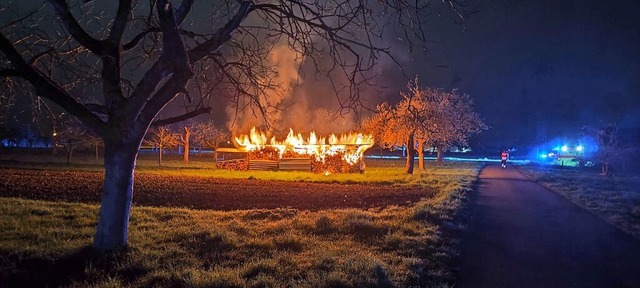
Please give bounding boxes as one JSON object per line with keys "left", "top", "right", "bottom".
{"left": 519, "top": 164, "right": 640, "bottom": 240}
{"left": 1, "top": 150, "right": 429, "bottom": 186}
{"left": 0, "top": 151, "right": 482, "bottom": 287}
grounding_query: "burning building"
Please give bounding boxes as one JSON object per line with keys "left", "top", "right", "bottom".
{"left": 216, "top": 127, "right": 374, "bottom": 173}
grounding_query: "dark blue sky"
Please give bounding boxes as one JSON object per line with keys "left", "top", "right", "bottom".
{"left": 405, "top": 0, "right": 640, "bottom": 149}
{"left": 3, "top": 0, "right": 639, "bottom": 150}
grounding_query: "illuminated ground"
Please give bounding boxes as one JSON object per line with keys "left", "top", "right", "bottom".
{"left": 0, "top": 168, "right": 432, "bottom": 210}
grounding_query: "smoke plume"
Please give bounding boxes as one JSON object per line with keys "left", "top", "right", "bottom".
{"left": 226, "top": 43, "right": 358, "bottom": 138}
{"left": 226, "top": 44, "right": 303, "bottom": 135}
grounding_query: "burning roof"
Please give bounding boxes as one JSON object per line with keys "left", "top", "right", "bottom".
{"left": 234, "top": 127, "right": 374, "bottom": 165}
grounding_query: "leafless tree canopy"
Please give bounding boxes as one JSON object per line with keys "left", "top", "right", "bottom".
{"left": 364, "top": 77, "right": 486, "bottom": 172}
{"left": 0, "top": 0, "right": 468, "bottom": 135}
{"left": 192, "top": 120, "right": 227, "bottom": 150}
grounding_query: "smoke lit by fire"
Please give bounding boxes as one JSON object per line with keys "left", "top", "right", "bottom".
{"left": 234, "top": 127, "right": 374, "bottom": 165}
{"left": 225, "top": 43, "right": 359, "bottom": 136}
{"left": 226, "top": 44, "right": 304, "bottom": 134}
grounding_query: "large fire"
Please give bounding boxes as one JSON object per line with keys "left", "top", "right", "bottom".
{"left": 234, "top": 127, "right": 374, "bottom": 165}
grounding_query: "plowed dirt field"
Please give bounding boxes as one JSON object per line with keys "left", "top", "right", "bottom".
{"left": 0, "top": 168, "right": 430, "bottom": 210}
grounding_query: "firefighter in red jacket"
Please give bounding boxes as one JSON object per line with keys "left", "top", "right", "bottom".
{"left": 501, "top": 150, "right": 509, "bottom": 168}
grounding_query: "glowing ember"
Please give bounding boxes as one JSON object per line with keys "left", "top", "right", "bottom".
{"left": 234, "top": 127, "right": 374, "bottom": 165}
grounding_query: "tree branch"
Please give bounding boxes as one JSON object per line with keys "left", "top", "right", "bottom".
{"left": 0, "top": 32, "right": 106, "bottom": 136}
{"left": 27, "top": 48, "right": 55, "bottom": 65}
{"left": 0, "top": 4, "right": 45, "bottom": 30}
{"left": 98, "top": 1, "right": 133, "bottom": 113}
{"left": 151, "top": 107, "right": 211, "bottom": 127}
{"left": 47, "top": 0, "right": 105, "bottom": 55}
{"left": 85, "top": 103, "right": 108, "bottom": 115}
{"left": 129, "top": 0, "right": 193, "bottom": 136}
{"left": 122, "top": 28, "right": 158, "bottom": 51}
{"left": 188, "top": 1, "right": 252, "bottom": 63}
{"left": 175, "top": 0, "right": 194, "bottom": 26}
{"left": 122, "top": 27, "right": 206, "bottom": 52}
{"left": 122, "top": 0, "right": 190, "bottom": 123}
{"left": 108, "top": 0, "right": 133, "bottom": 43}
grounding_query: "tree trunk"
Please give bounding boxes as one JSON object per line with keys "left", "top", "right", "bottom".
{"left": 213, "top": 144, "right": 219, "bottom": 164}
{"left": 52, "top": 138, "right": 58, "bottom": 155}
{"left": 182, "top": 127, "right": 190, "bottom": 162}
{"left": 158, "top": 145, "right": 163, "bottom": 167}
{"left": 93, "top": 142, "right": 138, "bottom": 251}
{"left": 418, "top": 141, "right": 425, "bottom": 170}
{"left": 405, "top": 132, "right": 415, "bottom": 174}
{"left": 436, "top": 145, "right": 444, "bottom": 162}
{"left": 95, "top": 141, "right": 99, "bottom": 161}
{"left": 66, "top": 145, "right": 73, "bottom": 165}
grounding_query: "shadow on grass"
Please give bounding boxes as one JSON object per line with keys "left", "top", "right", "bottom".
{"left": 0, "top": 246, "right": 147, "bottom": 287}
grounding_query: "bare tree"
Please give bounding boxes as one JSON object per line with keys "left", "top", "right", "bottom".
{"left": 581, "top": 123, "right": 640, "bottom": 176}
{"left": 55, "top": 122, "right": 86, "bottom": 164}
{"left": 144, "top": 126, "right": 178, "bottom": 167}
{"left": 364, "top": 102, "right": 420, "bottom": 174}
{"left": 51, "top": 117, "right": 102, "bottom": 164}
{"left": 177, "top": 125, "right": 192, "bottom": 162}
{"left": 364, "top": 78, "right": 486, "bottom": 173}
{"left": 422, "top": 88, "right": 487, "bottom": 163}
{"left": 364, "top": 78, "right": 439, "bottom": 174}
{"left": 87, "top": 133, "right": 102, "bottom": 162}
{"left": 0, "top": 83, "right": 14, "bottom": 144}
{"left": 193, "top": 120, "right": 228, "bottom": 161}
{"left": 591, "top": 123, "right": 635, "bottom": 176}
{"left": 0, "top": 0, "right": 467, "bottom": 251}
{"left": 596, "top": 124, "right": 616, "bottom": 176}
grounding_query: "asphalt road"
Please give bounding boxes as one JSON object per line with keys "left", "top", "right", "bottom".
{"left": 457, "top": 164, "right": 640, "bottom": 287}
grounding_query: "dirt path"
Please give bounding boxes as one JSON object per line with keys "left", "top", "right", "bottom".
{"left": 457, "top": 165, "right": 640, "bottom": 287}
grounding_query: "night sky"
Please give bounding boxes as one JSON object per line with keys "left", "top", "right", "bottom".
{"left": 3, "top": 0, "right": 640, "bottom": 151}
{"left": 404, "top": 0, "right": 640, "bottom": 150}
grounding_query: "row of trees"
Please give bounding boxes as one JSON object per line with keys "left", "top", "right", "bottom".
{"left": 0, "top": 116, "right": 228, "bottom": 167}
{"left": 144, "top": 120, "right": 228, "bottom": 166}
{"left": 0, "top": 0, "right": 466, "bottom": 251}
{"left": 364, "top": 78, "right": 487, "bottom": 174}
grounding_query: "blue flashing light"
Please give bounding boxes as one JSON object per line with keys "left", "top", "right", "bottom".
{"left": 561, "top": 145, "right": 568, "bottom": 152}
{"left": 540, "top": 154, "right": 548, "bottom": 159}
{"left": 576, "top": 145, "right": 584, "bottom": 152}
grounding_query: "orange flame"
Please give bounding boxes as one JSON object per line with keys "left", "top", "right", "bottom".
{"left": 234, "top": 127, "right": 374, "bottom": 165}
